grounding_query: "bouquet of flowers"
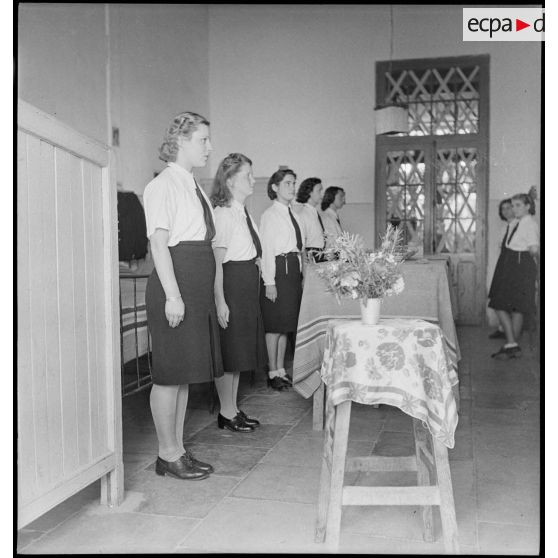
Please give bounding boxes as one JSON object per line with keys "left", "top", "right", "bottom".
{"left": 316, "top": 225, "right": 406, "bottom": 304}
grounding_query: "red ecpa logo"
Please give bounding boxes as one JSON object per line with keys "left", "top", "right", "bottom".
{"left": 467, "top": 14, "right": 544, "bottom": 38}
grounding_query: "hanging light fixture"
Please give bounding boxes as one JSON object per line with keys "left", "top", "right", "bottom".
{"left": 375, "top": 5, "right": 408, "bottom": 135}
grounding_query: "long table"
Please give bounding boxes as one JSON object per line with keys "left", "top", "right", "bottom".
{"left": 292, "top": 259, "right": 461, "bottom": 428}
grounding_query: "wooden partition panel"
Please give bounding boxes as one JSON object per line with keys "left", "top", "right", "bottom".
{"left": 17, "top": 100, "right": 123, "bottom": 528}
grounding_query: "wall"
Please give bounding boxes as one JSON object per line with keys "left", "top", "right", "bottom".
{"left": 18, "top": 3, "right": 108, "bottom": 143}
{"left": 18, "top": 4, "right": 211, "bottom": 196}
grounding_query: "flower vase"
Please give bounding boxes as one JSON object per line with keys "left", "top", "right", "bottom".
{"left": 360, "top": 298, "right": 381, "bottom": 325}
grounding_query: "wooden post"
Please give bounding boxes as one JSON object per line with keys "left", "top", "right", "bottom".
{"left": 313, "top": 381, "right": 325, "bottom": 430}
{"left": 432, "top": 437, "right": 460, "bottom": 554}
{"left": 325, "top": 400, "right": 352, "bottom": 548}
{"left": 413, "top": 419, "right": 435, "bottom": 542}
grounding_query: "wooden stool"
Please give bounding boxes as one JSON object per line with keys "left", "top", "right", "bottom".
{"left": 315, "top": 400, "right": 460, "bottom": 553}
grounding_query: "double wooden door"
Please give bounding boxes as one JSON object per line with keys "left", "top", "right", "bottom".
{"left": 375, "top": 135, "right": 487, "bottom": 325}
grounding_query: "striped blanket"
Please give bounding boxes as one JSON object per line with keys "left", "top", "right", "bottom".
{"left": 293, "top": 260, "right": 460, "bottom": 399}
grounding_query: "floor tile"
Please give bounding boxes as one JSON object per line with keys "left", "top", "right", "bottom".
{"left": 372, "top": 430, "right": 416, "bottom": 457}
{"left": 22, "top": 480, "right": 101, "bottom": 533}
{"left": 182, "top": 442, "right": 269, "bottom": 477}
{"left": 240, "top": 390, "right": 313, "bottom": 409}
{"left": 125, "top": 469, "right": 239, "bottom": 519}
{"left": 262, "top": 433, "right": 372, "bottom": 468}
{"left": 176, "top": 497, "right": 324, "bottom": 553}
{"left": 233, "top": 401, "right": 310, "bottom": 425}
{"left": 478, "top": 522, "right": 540, "bottom": 554}
{"left": 185, "top": 422, "right": 292, "bottom": 448}
{"left": 21, "top": 510, "right": 200, "bottom": 554}
{"left": 231, "top": 463, "right": 322, "bottom": 504}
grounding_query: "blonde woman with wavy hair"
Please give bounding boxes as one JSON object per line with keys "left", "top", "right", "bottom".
{"left": 143, "top": 111, "right": 223, "bottom": 480}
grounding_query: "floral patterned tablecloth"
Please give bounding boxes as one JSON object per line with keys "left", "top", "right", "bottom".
{"left": 321, "top": 318, "right": 459, "bottom": 449}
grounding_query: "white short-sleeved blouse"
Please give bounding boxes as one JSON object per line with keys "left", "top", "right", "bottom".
{"left": 259, "top": 201, "right": 304, "bottom": 286}
{"left": 213, "top": 200, "right": 259, "bottom": 262}
{"left": 506, "top": 214, "right": 539, "bottom": 252}
{"left": 143, "top": 162, "right": 215, "bottom": 246}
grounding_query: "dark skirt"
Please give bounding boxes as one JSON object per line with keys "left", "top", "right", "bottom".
{"left": 220, "top": 259, "right": 268, "bottom": 372}
{"left": 146, "top": 240, "right": 224, "bottom": 385}
{"left": 488, "top": 249, "right": 537, "bottom": 315}
{"left": 488, "top": 246, "right": 509, "bottom": 299}
{"left": 260, "top": 253, "right": 303, "bottom": 333}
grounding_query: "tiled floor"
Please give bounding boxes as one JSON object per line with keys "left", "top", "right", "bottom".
{"left": 17, "top": 326, "right": 540, "bottom": 554}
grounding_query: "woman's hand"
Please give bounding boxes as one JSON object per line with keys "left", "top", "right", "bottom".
{"left": 216, "top": 298, "right": 230, "bottom": 329}
{"left": 165, "top": 298, "right": 185, "bottom": 328}
{"left": 266, "top": 285, "right": 277, "bottom": 302}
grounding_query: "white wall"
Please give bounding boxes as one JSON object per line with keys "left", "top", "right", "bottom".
{"left": 18, "top": 4, "right": 211, "bottom": 196}
{"left": 18, "top": 3, "right": 108, "bottom": 143}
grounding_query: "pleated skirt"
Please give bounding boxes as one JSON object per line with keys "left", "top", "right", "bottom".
{"left": 146, "top": 240, "right": 224, "bottom": 385}
{"left": 260, "top": 253, "right": 303, "bottom": 333}
{"left": 220, "top": 259, "right": 268, "bottom": 372}
{"left": 488, "top": 248, "right": 537, "bottom": 315}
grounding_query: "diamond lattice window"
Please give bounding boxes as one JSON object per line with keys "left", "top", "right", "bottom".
{"left": 385, "top": 150, "right": 425, "bottom": 246}
{"left": 385, "top": 66, "right": 480, "bottom": 136}
{"left": 434, "top": 148, "right": 478, "bottom": 253}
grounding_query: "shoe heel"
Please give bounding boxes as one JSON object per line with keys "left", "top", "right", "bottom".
{"left": 155, "top": 460, "right": 166, "bottom": 476}
{"left": 217, "top": 414, "right": 225, "bottom": 429}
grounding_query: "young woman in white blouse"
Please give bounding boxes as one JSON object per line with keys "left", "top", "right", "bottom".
{"left": 320, "top": 186, "right": 346, "bottom": 249}
{"left": 259, "top": 169, "right": 304, "bottom": 390}
{"left": 487, "top": 198, "right": 515, "bottom": 339}
{"left": 293, "top": 177, "right": 326, "bottom": 263}
{"left": 211, "top": 153, "right": 267, "bottom": 432}
{"left": 143, "top": 112, "right": 223, "bottom": 480}
{"left": 488, "top": 193, "right": 539, "bottom": 359}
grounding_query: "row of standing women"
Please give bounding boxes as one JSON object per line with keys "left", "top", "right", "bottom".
{"left": 488, "top": 194, "right": 540, "bottom": 360}
{"left": 143, "top": 111, "right": 346, "bottom": 480}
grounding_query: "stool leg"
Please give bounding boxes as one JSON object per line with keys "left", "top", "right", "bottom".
{"left": 412, "top": 419, "right": 435, "bottom": 542}
{"left": 313, "top": 381, "right": 325, "bottom": 430}
{"left": 432, "top": 437, "right": 460, "bottom": 554}
{"left": 325, "top": 400, "right": 351, "bottom": 548}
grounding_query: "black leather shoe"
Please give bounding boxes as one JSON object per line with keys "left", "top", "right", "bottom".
{"left": 267, "top": 376, "right": 289, "bottom": 391}
{"left": 237, "top": 410, "right": 260, "bottom": 427}
{"left": 181, "top": 449, "right": 214, "bottom": 474}
{"left": 217, "top": 413, "right": 254, "bottom": 432}
{"left": 491, "top": 346, "right": 518, "bottom": 360}
{"left": 155, "top": 456, "right": 209, "bottom": 480}
{"left": 488, "top": 330, "right": 506, "bottom": 339}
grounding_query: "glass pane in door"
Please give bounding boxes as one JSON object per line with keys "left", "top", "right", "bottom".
{"left": 384, "top": 150, "right": 425, "bottom": 249}
{"left": 434, "top": 148, "right": 478, "bottom": 253}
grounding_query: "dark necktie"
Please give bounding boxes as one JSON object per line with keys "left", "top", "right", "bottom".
{"left": 336, "top": 216, "right": 342, "bottom": 228}
{"left": 244, "top": 207, "right": 262, "bottom": 259}
{"left": 502, "top": 223, "right": 510, "bottom": 248}
{"left": 194, "top": 180, "right": 216, "bottom": 241}
{"left": 506, "top": 222, "right": 519, "bottom": 246}
{"left": 288, "top": 207, "right": 303, "bottom": 252}
{"left": 317, "top": 213, "right": 325, "bottom": 233}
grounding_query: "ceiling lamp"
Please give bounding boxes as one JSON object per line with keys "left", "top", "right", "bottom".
{"left": 375, "top": 6, "right": 408, "bottom": 136}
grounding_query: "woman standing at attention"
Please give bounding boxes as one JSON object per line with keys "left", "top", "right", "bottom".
{"left": 259, "top": 169, "right": 304, "bottom": 391}
{"left": 294, "top": 177, "right": 326, "bottom": 263}
{"left": 488, "top": 192, "right": 539, "bottom": 359}
{"left": 144, "top": 111, "right": 223, "bottom": 480}
{"left": 320, "top": 186, "right": 346, "bottom": 249}
{"left": 211, "top": 153, "right": 267, "bottom": 432}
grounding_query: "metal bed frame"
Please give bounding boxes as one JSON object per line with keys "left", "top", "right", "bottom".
{"left": 119, "top": 272, "right": 153, "bottom": 397}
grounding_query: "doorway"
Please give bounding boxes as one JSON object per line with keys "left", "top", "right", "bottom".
{"left": 375, "top": 55, "right": 489, "bottom": 325}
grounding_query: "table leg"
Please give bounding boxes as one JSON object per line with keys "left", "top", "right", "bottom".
{"left": 432, "top": 437, "right": 460, "bottom": 554}
{"left": 313, "top": 381, "right": 325, "bottom": 430}
{"left": 324, "top": 400, "right": 351, "bottom": 548}
{"left": 412, "top": 419, "right": 435, "bottom": 542}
